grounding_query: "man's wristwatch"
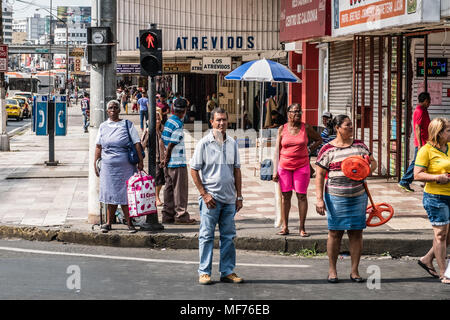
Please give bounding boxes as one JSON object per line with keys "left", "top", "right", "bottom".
{"left": 236, "top": 196, "right": 244, "bottom": 201}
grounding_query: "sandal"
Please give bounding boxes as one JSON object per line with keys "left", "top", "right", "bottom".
{"left": 441, "top": 277, "right": 450, "bottom": 284}
{"left": 418, "top": 260, "right": 439, "bottom": 278}
{"left": 300, "top": 230, "right": 310, "bottom": 238}
{"left": 128, "top": 225, "right": 137, "bottom": 234}
{"left": 276, "top": 229, "right": 289, "bottom": 236}
{"left": 101, "top": 224, "right": 111, "bottom": 233}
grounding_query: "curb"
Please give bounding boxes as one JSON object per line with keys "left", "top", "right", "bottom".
{"left": 8, "top": 122, "right": 31, "bottom": 137}
{"left": 0, "top": 225, "right": 433, "bottom": 257}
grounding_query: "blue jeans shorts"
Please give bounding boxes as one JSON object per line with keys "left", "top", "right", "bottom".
{"left": 423, "top": 192, "right": 450, "bottom": 226}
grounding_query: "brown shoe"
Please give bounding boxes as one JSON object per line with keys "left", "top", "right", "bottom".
{"left": 175, "top": 218, "right": 197, "bottom": 225}
{"left": 199, "top": 274, "right": 212, "bottom": 285}
{"left": 220, "top": 273, "right": 244, "bottom": 283}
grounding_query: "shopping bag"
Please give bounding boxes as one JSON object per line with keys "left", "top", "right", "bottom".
{"left": 127, "top": 171, "right": 157, "bottom": 217}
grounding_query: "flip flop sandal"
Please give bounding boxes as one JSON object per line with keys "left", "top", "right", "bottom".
{"left": 441, "top": 277, "right": 450, "bottom": 284}
{"left": 128, "top": 226, "right": 138, "bottom": 234}
{"left": 300, "top": 231, "right": 309, "bottom": 237}
{"left": 276, "top": 230, "right": 289, "bottom": 236}
{"left": 101, "top": 224, "right": 111, "bottom": 233}
{"left": 418, "top": 260, "right": 439, "bottom": 278}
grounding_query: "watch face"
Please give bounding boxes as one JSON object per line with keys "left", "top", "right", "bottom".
{"left": 92, "top": 32, "right": 104, "bottom": 44}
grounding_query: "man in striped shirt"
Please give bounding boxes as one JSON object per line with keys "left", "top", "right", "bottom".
{"left": 161, "top": 98, "right": 197, "bottom": 224}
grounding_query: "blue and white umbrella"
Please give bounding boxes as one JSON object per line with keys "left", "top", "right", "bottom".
{"left": 225, "top": 58, "right": 301, "bottom": 83}
{"left": 225, "top": 59, "right": 300, "bottom": 161}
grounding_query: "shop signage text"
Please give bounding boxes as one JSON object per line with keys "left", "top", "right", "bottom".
{"left": 0, "top": 45, "right": 8, "bottom": 72}
{"left": 117, "top": 64, "right": 140, "bottom": 74}
{"left": 202, "top": 57, "right": 231, "bottom": 72}
{"left": 191, "top": 59, "right": 203, "bottom": 73}
{"left": 163, "top": 63, "right": 191, "bottom": 73}
{"left": 332, "top": 0, "right": 440, "bottom": 37}
{"left": 176, "top": 36, "right": 255, "bottom": 50}
{"left": 416, "top": 58, "right": 448, "bottom": 78}
{"left": 280, "top": 0, "right": 330, "bottom": 42}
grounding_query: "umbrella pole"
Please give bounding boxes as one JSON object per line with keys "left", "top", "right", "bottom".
{"left": 259, "top": 81, "right": 264, "bottom": 163}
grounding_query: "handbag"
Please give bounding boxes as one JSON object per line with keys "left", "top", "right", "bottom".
{"left": 260, "top": 159, "right": 273, "bottom": 181}
{"left": 127, "top": 171, "right": 157, "bottom": 217}
{"left": 125, "top": 120, "right": 145, "bottom": 165}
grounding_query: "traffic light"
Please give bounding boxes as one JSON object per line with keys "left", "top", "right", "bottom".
{"left": 87, "top": 27, "right": 112, "bottom": 64}
{"left": 139, "top": 29, "right": 162, "bottom": 77}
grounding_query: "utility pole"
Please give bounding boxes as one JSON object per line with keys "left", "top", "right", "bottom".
{"left": 88, "top": 0, "right": 117, "bottom": 224}
{"left": 0, "top": 0, "right": 10, "bottom": 151}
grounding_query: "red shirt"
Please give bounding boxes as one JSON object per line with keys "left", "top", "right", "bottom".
{"left": 279, "top": 123, "right": 310, "bottom": 170}
{"left": 413, "top": 104, "right": 430, "bottom": 147}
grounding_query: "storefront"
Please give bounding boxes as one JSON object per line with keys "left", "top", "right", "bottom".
{"left": 326, "top": 0, "right": 443, "bottom": 179}
{"left": 280, "top": 0, "right": 332, "bottom": 126}
{"left": 116, "top": 0, "right": 283, "bottom": 128}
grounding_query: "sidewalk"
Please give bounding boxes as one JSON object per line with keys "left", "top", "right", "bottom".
{"left": 0, "top": 106, "right": 435, "bottom": 256}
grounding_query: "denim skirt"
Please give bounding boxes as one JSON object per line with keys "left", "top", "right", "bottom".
{"left": 324, "top": 192, "right": 368, "bottom": 230}
{"left": 423, "top": 192, "right": 450, "bottom": 226}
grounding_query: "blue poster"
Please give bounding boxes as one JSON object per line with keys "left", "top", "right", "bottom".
{"left": 36, "top": 95, "right": 48, "bottom": 136}
{"left": 55, "top": 95, "right": 67, "bottom": 136}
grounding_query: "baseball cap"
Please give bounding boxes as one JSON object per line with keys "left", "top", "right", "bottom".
{"left": 174, "top": 97, "right": 188, "bottom": 110}
{"left": 322, "top": 112, "right": 332, "bottom": 118}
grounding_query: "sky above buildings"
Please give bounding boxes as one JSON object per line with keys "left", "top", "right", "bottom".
{"left": 11, "top": 0, "right": 91, "bottom": 19}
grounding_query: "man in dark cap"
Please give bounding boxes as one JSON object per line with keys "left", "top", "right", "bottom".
{"left": 160, "top": 98, "right": 197, "bottom": 224}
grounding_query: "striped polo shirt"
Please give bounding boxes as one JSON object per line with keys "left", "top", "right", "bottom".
{"left": 161, "top": 114, "right": 186, "bottom": 168}
{"left": 316, "top": 140, "right": 371, "bottom": 197}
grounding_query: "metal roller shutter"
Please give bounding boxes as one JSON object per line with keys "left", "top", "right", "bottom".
{"left": 328, "top": 40, "right": 353, "bottom": 117}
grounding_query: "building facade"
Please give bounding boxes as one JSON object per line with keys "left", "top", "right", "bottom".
{"left": 116, "top": 0, "right": 284, "bottom": 127}
{"left": 2, "top": 3, "right": 13, "bottom": 44}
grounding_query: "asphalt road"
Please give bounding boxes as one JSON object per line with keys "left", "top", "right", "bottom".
{"left": 6, "top": 117, "right": 31, "bottom": 134}
{"left": 0, "top": 239, "right": 448, "bottom": 301}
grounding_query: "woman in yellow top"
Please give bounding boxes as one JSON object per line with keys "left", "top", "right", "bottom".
{"left": 414, "top": 117, "right": 450, "bottom": 284}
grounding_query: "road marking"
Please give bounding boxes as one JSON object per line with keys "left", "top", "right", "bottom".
{"left": 0, "top": 246, "right": 310, "bottom": 268}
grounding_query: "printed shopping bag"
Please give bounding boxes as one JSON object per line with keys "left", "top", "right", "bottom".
{"left": 127, "top": 171, "right": 157, "bottom": 217}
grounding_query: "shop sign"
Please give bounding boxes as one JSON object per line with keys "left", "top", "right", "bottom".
{"left": 163, "top": 63, "right": 191, "bottom": 73}
{"left": 332, "top": 0, "right": 440, "bottom": 37}
{"left": 202, "top": 57, "right": 232, "bottom": 72}
{"left": 74, "top": 58, "right": 81, "bottom": 72}
{"left": 117, "top": 64, "right": 140, "bottom": 74}
{"left": 70, "top": 48, "right": 85, "bottom": 57}
{"left": 0, "top": 45, "right": 7, "bottom": 72}
{"left": 280, "top": 0, "right": 331, "bottom": 42}
{"left": 175, "top": 36, "right": 255, "bottom": 50}
{"left": 190, "top": 60, "right": 203, "bottom": 73}
{"left": 416, "top": 58, "right": 448, "bottom": 77}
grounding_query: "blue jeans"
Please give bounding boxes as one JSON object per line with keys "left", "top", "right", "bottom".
{"left": 82, "top": 111, "right": 89, "bottom": 130}
{"left": 140, "top": 110, "right": 148, "bottom": 130}
{"left": 399, "top": 147, "right": 418, "bottom": 186}
{"left": 198, "top": 198, "right": 236, "bottom": 277}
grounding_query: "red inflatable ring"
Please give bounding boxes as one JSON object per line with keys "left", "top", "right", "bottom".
{"left": 366, "top": 203, "right": 395, "bottom": 227}
{"left": 341, "top": 155, "right": 371, "bottom": 181}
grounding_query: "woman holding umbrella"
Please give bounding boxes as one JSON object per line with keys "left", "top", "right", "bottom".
{"left": 315, "top": 115, "right": 377, "bottom": 283}
{"left": 273, "top": 103, "right": 322, "bottom": 237}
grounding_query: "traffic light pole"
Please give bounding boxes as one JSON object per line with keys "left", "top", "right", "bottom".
{"left": 141, "top": 75, "right": 164, "bottom": 232}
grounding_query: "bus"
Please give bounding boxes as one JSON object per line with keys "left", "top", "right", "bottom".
{"left": 5, "top": 72, "right": 40, "bottom": 98}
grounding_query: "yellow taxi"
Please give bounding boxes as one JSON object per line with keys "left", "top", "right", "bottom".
{"left": 5, "top": 98, "right": 24, "bottom": 121}
{"left": 12, "top": 96, "right": 31, "bottom": 118}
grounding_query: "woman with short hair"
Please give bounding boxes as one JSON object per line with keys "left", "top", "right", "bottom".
{"left": 414, "top": 118, "right": 450, "bottom": 284}
{"left": 94, "top": 100, "right": 144, "bottom": 233}
{"left": 273, "top": 103, "right": 322, "bottom": 237}
{"left": 315, "top": 115, "right": 377, "bottom": 283}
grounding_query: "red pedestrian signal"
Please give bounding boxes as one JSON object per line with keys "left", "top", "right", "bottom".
{"left": 139, "top": 29, "right": 162, "bottom": 77}
{"left": 146, "top": 34, "right": 155, "bottom": 48}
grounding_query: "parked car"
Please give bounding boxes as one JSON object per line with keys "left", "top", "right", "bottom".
{"left": 15, "top": 92, "right": 34, "bottom": 106}
{"left": 12, "top": 96, "right": 31, "bottom": 118}
{"left": 5, "top": 98, "right": 24, "bottom": 121}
